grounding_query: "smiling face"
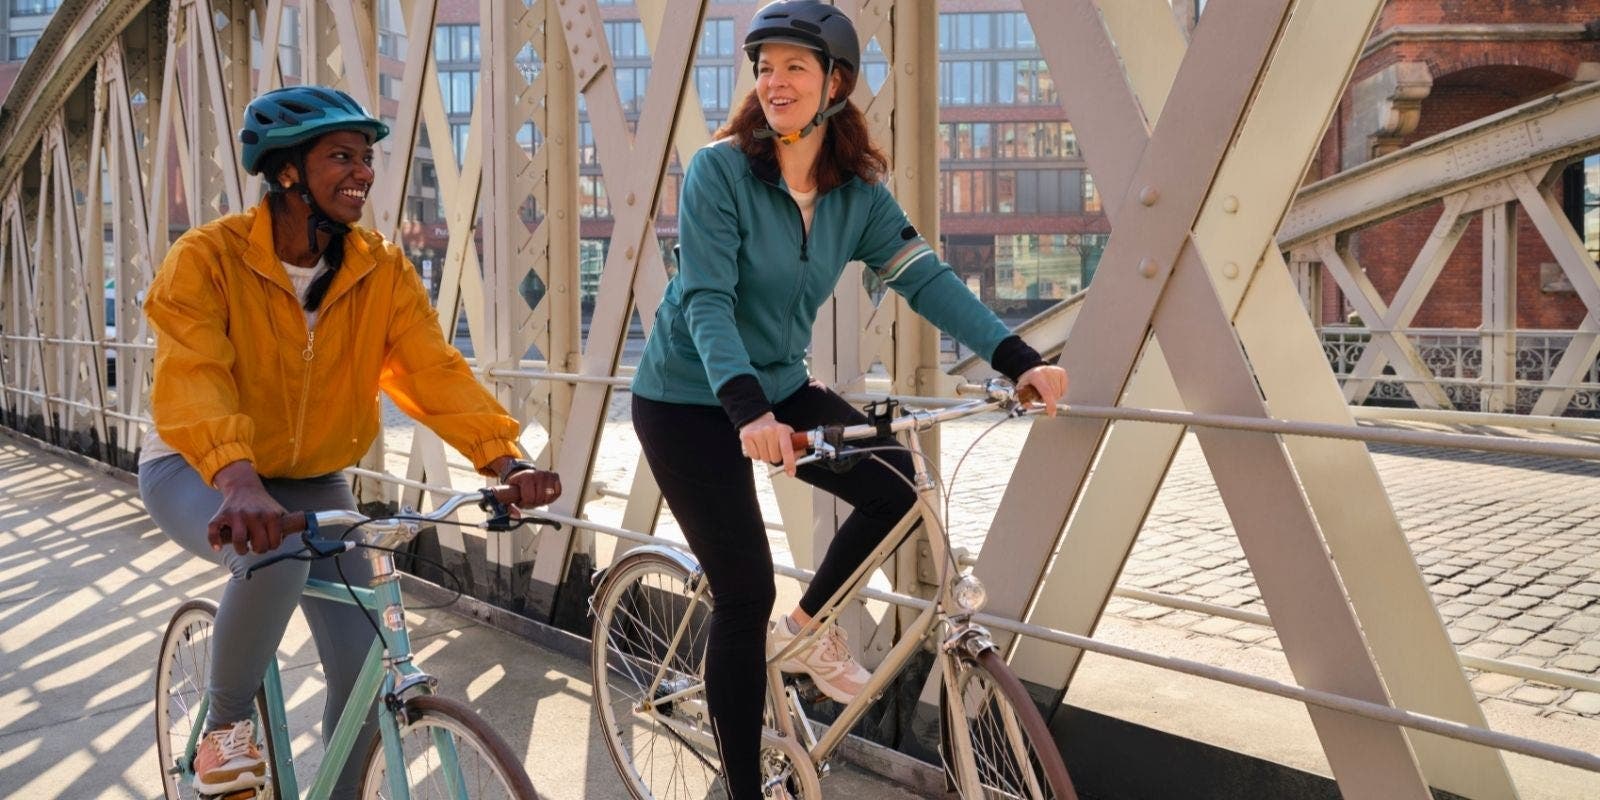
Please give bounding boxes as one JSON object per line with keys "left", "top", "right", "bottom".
{"left": 755, "top": 43, "right": 842, "bottom": 136}
{"left": 276, "top": 130, "right": 375, "bottom": 225}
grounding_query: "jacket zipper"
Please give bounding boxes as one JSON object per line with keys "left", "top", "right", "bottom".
{"left": 289, "top": 327, "right": 315, "bottom": 467}
{"left": 778, "top": 189, "right": 810, "bottom": 356}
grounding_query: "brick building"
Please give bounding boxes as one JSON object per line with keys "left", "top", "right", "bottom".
{"left": 1312, "top": 0, "right": 1600, "bottom": 329}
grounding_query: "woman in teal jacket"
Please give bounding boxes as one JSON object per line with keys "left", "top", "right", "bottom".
{"left": 630, "top": 3, "right": 1067, "bottom": 796}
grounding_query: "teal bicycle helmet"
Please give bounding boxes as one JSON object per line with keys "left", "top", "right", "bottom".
{"left": 238, "top": 85, "right": 389, "bottom": 175}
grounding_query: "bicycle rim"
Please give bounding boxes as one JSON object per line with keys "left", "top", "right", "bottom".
{"left": 154, "top": 600, "right": 279, "bottom": 800}
{"left": 359, "top": 694, "right": 536, "bottom": 800}
{"left": 590, "top": 553, "right": 722, "bottom": 799}
{"left": 945, "top": 648, "right": 1078, "bottom": 800}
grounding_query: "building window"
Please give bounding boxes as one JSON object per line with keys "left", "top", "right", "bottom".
{"left": 378, "top": 0, "right": 406, "bottom": 59}
{"left": 8, "top": 33, "right": 39, "bottom": 61}
{"left": 699, "top": 18, "right": 734, "bottom": 58}
{"left": 441, "top": 70, "right": 478, "bottom": 114}
{"left": 435, "top": 24, "right": 480, "bottom": 63}
{"left": 1584, "top": 155, "right": 1599, "bottom": 261}
{"left": 278, "top": 7, "right": 301, "bottom": 78}
{"left": 695, "top": 65, "right": 733, "bottom": 111}
{"left": 450, "top": 122, "right": 471, "bottom": 165}
{"left": 994, "top": 233, "right": 1108, "bottom": 301}
{"left": 581, "top": 174, "right": 610, "bottom": 219}
{"left": 605, "top": 21, "right": 649, "bottom": 60}
{"left": 8, "top": 0, "right": 59, "bottom": 16}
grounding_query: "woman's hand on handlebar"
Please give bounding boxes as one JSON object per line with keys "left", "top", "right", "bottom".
{"left": 740, "top": 412, "right": 798, "bottom": 477}
{"left": 208, "top": 460, "right": 289, "bottom": 555}
{"left": 1017, "top": 364, "right": 1069, "bottom": 417}
{"left": 506, "top": 467, "right": 562, "bottom": 508}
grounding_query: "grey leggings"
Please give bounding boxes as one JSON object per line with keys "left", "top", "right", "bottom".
{"left": 140, "top": 455, "right": 377, "bottom": 798}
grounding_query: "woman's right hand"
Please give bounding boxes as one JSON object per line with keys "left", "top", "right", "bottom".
{"left": 739, "top": 412, "right": 798, "bottom": 477}
{"left": 208, "top": 460, "right": 289, "bottom": 555}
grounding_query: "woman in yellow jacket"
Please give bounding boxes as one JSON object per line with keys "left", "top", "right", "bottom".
{"left": 139, "top": 85, "right": 560, "bottom": 798}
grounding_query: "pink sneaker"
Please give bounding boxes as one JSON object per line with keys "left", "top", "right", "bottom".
{"left": 768, "top": 616, "right": 870, "bottom": 703}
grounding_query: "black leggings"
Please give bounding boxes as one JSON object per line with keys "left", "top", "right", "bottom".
{"left": 632, "top": 382, "right": 916, "bottom": 800}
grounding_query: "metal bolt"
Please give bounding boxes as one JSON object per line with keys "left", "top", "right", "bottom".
{"left": 1222, "top": 262, "right": 1239, "bottom": 279}
{"left": 625, "top": 246, "right": 636, "bottom": 260}
{"left": 1222, "top": 195, "right": 1239, "bottom": 213}
{"left": 1138, "top": 186, "right": 1159, "bottom": 206}
{"left": 577, "top": 68, "right": 586, "bottom": 79}
{"left": 626, "top": 192, "right": 636, "bottom": 206}
{"left": 556, "top": 210, "right": 566, "bottom": 219}
{"left": 1139, "top": 258, "right": 1158, "bottom": 278}
{"left": 565, "top": 20, "right": 572, "bottom": 30}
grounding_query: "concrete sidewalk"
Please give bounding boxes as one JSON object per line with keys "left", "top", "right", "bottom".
{"left": 0, "top": 434, "right": 918, "bottom": 800}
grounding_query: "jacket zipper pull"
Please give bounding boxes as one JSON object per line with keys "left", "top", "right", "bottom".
{"left": 302, "top": 330, "right": 316, "bottom": 361}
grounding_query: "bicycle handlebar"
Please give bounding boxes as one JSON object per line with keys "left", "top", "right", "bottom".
{"left": 789, "top": 379, "right": 1027, "bottom": 456}
{"left": 221, "top": 484, "right": 530, "bottom": 545}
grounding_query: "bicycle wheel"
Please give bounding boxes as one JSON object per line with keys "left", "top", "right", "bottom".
{"left": 358, "top": 694, "right": 536, "bottom": 799}
{"left": 590, "top": 551, "right": 721, "bottom": 799}
{"left": 943, "top": 648, "right": 1077, "bottom": 800}
{"left": 154, "top": 599, "right": 279, "bottom": 800}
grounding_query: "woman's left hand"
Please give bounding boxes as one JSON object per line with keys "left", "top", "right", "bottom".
{"left": 1017, "top": 364, "right": 1069, "bottom": 416}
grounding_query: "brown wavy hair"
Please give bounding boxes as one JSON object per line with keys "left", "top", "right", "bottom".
{"left": 715, "top": 58, "right": 889, "bottom": 194}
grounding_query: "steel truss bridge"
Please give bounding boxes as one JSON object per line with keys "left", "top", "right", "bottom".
{"left": 3, "top": 2, "right": 1599, "bottom": 798}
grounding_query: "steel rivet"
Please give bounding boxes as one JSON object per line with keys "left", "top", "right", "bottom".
{"left": 578, "top": 68, "right": 586, "bottom": 79}
{"left": 1138, "top": 186, "right": 1159, "bottom": 206}
{"left": 565, "top": 20, "right": 572, "bottom": 30}
{"left": 592, "top": 53, "right": 599, "bottom": 64}
{"left": 1222, "top": 262, "right": 1239, "bottom": 279}
{"left": 1139, "top": 258, "right": 1158, "bottom": 278}
{"left": 626, "top": 192, "right": 636, "bottom": 205}
{"left": 1222, "top": 195, "right": 1239, "bottom": 213}
{"left": 556, "top": 210, "right": 567, "bottom": 219}
{"left": 625, "top": 246, "right": 636, "bottom": 260}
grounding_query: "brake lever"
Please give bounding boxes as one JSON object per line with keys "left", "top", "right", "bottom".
{"left": 245, "top": 549, "right": 316, "bottom": 579}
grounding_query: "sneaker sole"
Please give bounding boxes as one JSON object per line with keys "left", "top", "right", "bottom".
{"left": 194, "top": 768, "right": 267, "bottom": 794}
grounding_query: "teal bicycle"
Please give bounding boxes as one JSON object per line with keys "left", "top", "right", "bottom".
{"left": 154, "top": 487, "right": 542, "bottom": 800}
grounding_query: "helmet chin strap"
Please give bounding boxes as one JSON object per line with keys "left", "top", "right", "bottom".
{"left": 279, "top": 153, "right": 349, "bottom": 256}
{"left": 755, "top": 62, "right": 847, "bottom": 146}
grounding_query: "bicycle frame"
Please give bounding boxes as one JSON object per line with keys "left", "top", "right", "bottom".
{"left": 617, "top": 391, "right": 1016, "bottom": 791}
{"left": 174, "top": 520, "right": 469, "bottom": 800}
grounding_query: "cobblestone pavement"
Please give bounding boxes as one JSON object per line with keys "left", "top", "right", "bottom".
{"left": 382, "top": 396, "right": 1600, "bottom": 726}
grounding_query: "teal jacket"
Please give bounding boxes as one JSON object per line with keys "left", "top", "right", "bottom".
{"left": 632, "top": 140, "right": 1039, "bottom": 425}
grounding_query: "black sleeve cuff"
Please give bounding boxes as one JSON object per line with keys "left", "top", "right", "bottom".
{"left": 990, "top": 335, "right": 1047, "bottom": 383}
{"left": 716, "top": 374, "right": 773, "bottom": 429}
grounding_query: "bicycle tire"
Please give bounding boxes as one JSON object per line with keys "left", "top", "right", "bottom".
{"left": 944, "top": 647, "right": 1078, "bottom": 800}
{"left": 154, "top": 599, "right": 280, "bottom": 800}
{"left": 357, "top": 694, "right": 536, "bottom": 799}
{"left": 590, "top": 551, "right": 722, "bottom": 799}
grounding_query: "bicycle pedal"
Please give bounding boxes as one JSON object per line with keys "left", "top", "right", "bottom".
{"left": 785, "top": 673, "right": 827, "bottom": 704}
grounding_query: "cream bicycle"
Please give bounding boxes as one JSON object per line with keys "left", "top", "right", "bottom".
{"left": 588, "top": 380, "right": 1077, "bottom": 799}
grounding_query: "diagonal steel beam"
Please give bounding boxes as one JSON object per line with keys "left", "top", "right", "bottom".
{"left": 1315, "top": 235, "right": 1453, "bottom": 408}
{"left": 528, "top": 0, "right": 708, "bottom": 619}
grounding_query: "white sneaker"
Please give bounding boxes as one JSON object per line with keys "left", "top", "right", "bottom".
{"left": 768, "top": 616, "right": 870, "bottom": 704}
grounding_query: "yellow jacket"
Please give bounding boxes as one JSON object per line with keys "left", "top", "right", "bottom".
{"left": 146, "top": 199, "right": 521, "bottom": 485}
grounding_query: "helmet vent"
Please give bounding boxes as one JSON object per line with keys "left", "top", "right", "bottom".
{"left": 253, "top": 111, "right": 274, "bottom": 125}
{"left": 792, "top": 20, "right": 822, "bottom": 33}
{"left": 280, "top": 101, "right": 314, "bottom": 115}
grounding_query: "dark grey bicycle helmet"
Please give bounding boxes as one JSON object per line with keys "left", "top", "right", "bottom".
{"left": 743, "top": 0, "right": 860, "bottom": 144}
{"left": 743, "top": 0, "right": 860, "bottom": 76}
{"left": 239, "top": 85, "right": 388, "bottom": 175}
